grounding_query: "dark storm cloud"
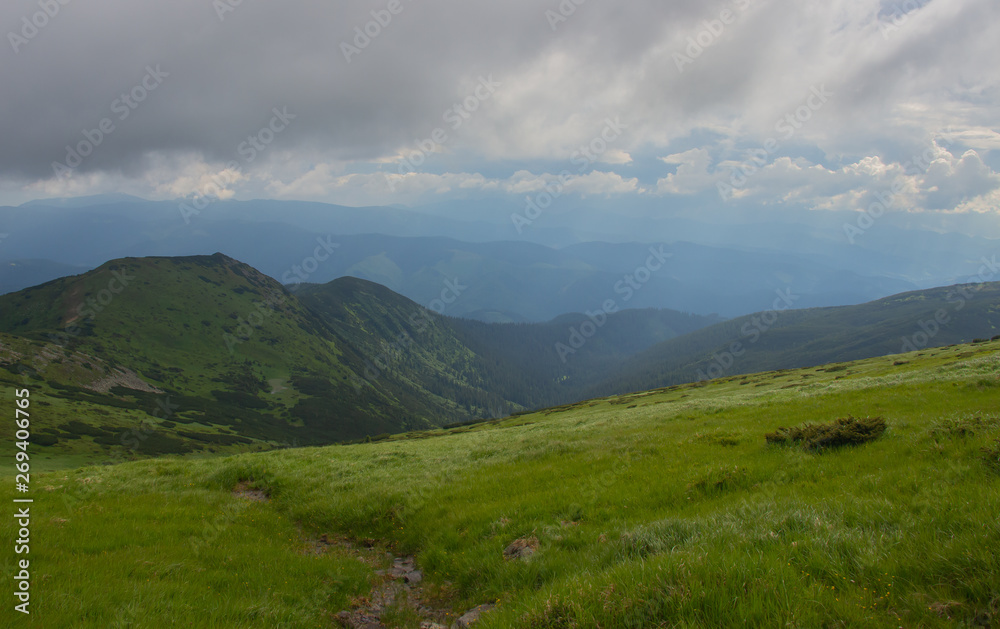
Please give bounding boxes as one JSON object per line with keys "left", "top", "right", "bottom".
{"left": 1, "top": 0, "right": 996, "bottom": 214}
{"left": 0, "top": 0, "right": 708, "bottom": 179}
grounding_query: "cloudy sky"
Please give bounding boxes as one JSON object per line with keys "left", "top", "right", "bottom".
{"left": 1, "top": 0, "right": 998, "bottom": 218}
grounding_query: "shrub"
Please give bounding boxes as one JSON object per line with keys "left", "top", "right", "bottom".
{"left": 59, "top": 420, "right": 112, "bottom": 437}
{"left": 30, "top": 434, "right": 59, "bottom": 447}
{"left": 766, "top": 416, "right": 887, "bottom": 451}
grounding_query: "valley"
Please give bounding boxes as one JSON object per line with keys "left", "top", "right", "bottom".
{"left": 2, "top": 253, "right": 998, "bottom": 470}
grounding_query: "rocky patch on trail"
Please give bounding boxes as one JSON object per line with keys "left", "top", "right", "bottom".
{"left": 454, "top": 604, "right": 496, "bottom": 628}
{"left": 335, "top": 554, "right": 495, "bottom": 629}
{"left": 231, "top": 481, "right": 269, "bottom": 502}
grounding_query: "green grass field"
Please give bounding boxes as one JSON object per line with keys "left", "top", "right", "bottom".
{"left": 3, "top": 341, "right": 999, "bottom": 627}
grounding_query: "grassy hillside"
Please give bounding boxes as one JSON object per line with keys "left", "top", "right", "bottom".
{"left": 595, "top": 281, "right": 1000, "bottom": 397}
{"left": 3, "top": 340, "right": 998, "bottom": 627}
{"left": 0, "top": 253, "right": 352, "bottom": 396}
{"left": 0, "top": 255, "right": 489, "bottom": 465}
{"left": 0, "top": 257, "right": 715, "bottom": 467}
{"left": 298, "top": 277, "right": 518, "bottom": 419}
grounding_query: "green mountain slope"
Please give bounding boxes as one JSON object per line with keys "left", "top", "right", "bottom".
{"left": 0, "top": 255, "right": 713, "bottom": 467}
{"left": 5, "top": 339, "right": 998, "bottom": 627}
{"left": 290, "top": 278, "right": 720, "bottom": 414}
{"left": 593, "top": 282, "right": 1000, "bottom": 396}
{"left": 5, "top": 253, "right": 997, "bottom": 470}
{"left": 296, "top": 276, "right": 518, "bottom": 421}
{"left": 0, "top": 254, "right": 481, "bottom": 463}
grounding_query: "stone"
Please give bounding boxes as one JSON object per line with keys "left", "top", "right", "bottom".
{"left": 405, "top": 569, "right": 423, "bottom": 584}
{"left": 454, "top": 604, "right": 496, "bottom": 628}
{"left": 503, "top": 536, "right": 539, "bottom": 560}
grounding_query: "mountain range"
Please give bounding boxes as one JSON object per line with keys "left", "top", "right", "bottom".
{"left": 5, "top": 196, "right": 999, "bottom": 322}
{"left": 1, "top": 251, "right": 998, "bottom": 466}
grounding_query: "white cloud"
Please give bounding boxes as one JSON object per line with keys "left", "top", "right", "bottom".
{"left": 656, "top": 148, "right": 713, "bottom": 194}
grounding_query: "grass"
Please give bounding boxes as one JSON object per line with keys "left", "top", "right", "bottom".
{"left": 2, "top": 340, "right": 999, "bottom": 627}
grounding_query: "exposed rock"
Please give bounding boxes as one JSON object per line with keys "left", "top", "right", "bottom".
{"left": 454, "top": 604, "right": 496, "bottom": 628}
{"left": 338, "top": 554, "right": 451, "bottom": 627}
{"left": 85, "top": 367, "right": 164, "bottom": 394}
{"left": 503, "top": 536, "right": 539, "bottom": 560}
{"left": 232, "top": 481, "right": 269, "bottom": 502}
{"left": 405, "top": 569, "right": 423, "bottom": 584}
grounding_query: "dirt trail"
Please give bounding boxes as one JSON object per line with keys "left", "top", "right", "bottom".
{"left": 323, "top": 541, "right": 494, "bottom": 629}
{"left": 232, "top": 490, "right": 495, "bottom": 627}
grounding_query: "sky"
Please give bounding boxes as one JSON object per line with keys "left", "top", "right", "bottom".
{"left": 1, "top": 0, "right": 998, "bottom": 220}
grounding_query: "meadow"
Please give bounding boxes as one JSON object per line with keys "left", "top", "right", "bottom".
{"left": 2, "top": 340, "right": 999, "bottom": 627}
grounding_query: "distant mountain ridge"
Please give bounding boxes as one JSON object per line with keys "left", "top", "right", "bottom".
{"left": 591, "top": 282, "right": 1000, "bottom": 397}
{"left": 0, "top": 196, "right": 924, "bottom": 320}
{"left": 1, "top": 253, "right": 998, "bottom": 466}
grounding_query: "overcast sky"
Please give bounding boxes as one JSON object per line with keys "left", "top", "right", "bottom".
{"left": 1, "top": 0, "right": 998, "bottom": 217}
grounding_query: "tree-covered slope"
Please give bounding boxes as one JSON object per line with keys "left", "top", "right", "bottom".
{"left": 594, "top": 282, "right": 1000, "bottom": 396}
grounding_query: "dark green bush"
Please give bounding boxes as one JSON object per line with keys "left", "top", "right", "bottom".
{"left": 766, "top": 416, "right": 887, "bottom": 451}
{"left": 177, "top": 430, "right": 252, "bottom": 445}
{"left": 59, "top": 420, "right": 112, "bottom": 437}
{"left": 211, "top": 389, "right": 270, "bottom": 409}
{"left": 30, "top": 434, "right": 59, "bottom": 447}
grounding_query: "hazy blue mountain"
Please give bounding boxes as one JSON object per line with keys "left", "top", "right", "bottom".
{"left": 6, "top": 196, "right": 996, "bottom": 321}
{"left": 0, "top": 259, "right": 91, "bottom": 294}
